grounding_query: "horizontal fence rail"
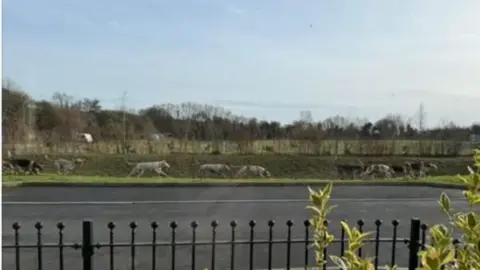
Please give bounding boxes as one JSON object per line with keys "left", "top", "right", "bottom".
{"left": 2, "top": 218, "right": 457, "bottom": 270}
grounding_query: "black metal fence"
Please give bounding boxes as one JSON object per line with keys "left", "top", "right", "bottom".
{"left": 3, "top": 218, "right": 433, "bottom": 270}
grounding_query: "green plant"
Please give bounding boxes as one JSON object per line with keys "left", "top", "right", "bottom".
{"left": 307, "top": 149, "right": 480, "bottom": 270}
{"left": 307, "top": 183, "right": 336, "bottom": 266}
{"left": 308, "top": 183, "right": 390, "bottom": 270}
{"left": 418, "top": 149, "right": 480, "bottom": 270}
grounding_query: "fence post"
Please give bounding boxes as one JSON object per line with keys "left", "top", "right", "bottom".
{"left": 82, "top": 220, "right": 94, "bottom": 270}
{"left": 408, "top": 218, "right": 421, "bottom": 270}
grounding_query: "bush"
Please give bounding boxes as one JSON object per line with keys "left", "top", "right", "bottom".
{"left": 308, "top": 149, "right": 480, "bottom": 270}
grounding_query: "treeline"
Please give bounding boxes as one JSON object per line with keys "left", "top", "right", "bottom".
{"left": 2, "top": 83, "right": 478, "bottom": 144}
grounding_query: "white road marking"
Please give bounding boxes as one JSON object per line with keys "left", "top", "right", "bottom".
{"left": 1, "top": 198, "right": 465, "bottom": 205}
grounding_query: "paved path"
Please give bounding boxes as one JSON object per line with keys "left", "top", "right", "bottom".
{"left": 2, "top": 186, "right": 467, "bottom": 270}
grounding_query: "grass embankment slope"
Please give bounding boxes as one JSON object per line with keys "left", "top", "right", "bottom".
{"left": 5, "top": 154, "right": 472, "bottom": 179}
{"left": 2, "top": 173, "right": 465, "bottom": 188}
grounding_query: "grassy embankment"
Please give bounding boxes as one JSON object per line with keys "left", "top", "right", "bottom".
{"left": 3, "top": 154, "right": 472, "bottom": 178}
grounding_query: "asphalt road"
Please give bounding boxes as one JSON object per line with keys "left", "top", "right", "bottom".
{"left": 2, "top": 186, "right": 468, "bottom": 270}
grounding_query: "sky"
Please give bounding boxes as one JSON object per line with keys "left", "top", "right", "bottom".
{"left": 3, "top": 0, "right": 480, "bottom": 127}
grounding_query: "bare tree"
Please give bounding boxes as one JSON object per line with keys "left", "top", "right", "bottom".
{"left": 2, "top": 82, "right": 33, "bottom": 150}
{"left": 50, "top": 92, "right": 88, "bottom": 142}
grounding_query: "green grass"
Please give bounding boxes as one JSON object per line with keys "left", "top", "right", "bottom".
{"left": 1, "top": 173, "right": 465, "bottom": 187}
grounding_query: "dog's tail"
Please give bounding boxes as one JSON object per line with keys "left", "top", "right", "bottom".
{"left": 192, "top": 158, "right": 201, "bottom": 165}
{"left": 125, "top": 160, "right": 136, "bottom": 166}
{"left": 44, "top": 154, "right": 53, "bottom": 161}
{"left": 357, "top": 159, "right": 365, "bottom": 168}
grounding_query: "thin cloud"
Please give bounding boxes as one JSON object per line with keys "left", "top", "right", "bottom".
{"left": 107, "top": 21, "right": 119, "bottom": 27}
{"left": 226, "top": 5, "right": 245, "bottom": 15}
{"left": 148, "top": 0, "right": 168, "bottom": 6}
{"left": 81, "top": 18, "right": 95, "bottom": 26}
{"left": 213, "top": 100, "right": 364, "bottom": 110}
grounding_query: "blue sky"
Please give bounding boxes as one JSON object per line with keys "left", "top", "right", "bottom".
{"left": 3, "top": 0, "right": 480, "bottom": 127}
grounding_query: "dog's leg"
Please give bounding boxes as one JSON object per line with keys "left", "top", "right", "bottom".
{"left": 137, "top": 169, "right": 145, "bottom": 178}
{"left": 12, "top": 165, "right": 20, "bottom": 175}
{"left": 56, "top": 165, "right": 63, "bottom": 175}
{"left": 16, "top": 166, "right": 26, "bottom": 175}
{"left": 338, "top": 170, "right": 344, "bottom": 180}
{"left": 402, "top": 166, "right": 409, "bottom": 179}
{"left": 197, "top": 169, "right": 205, "bottom": 179}
{"left": 158, "top": 170, "right": 168, "bottom": 177}
{"left": 27, "top": 161, "right": 34, "bottom": 175}
{"left": 154, "top": 168, "right": 168, "bottom": 177}
{"left": 127, "top": 168, "right": 137, "bottom": 177}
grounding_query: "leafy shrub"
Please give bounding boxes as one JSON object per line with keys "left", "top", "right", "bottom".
{"left": 308, "top": 183, "right": 381, "bottom": 269}
{"left": 417, "top": 149, "right": 480, "bottom": 270}
{"left": 307, "top": 149, "right": 480, "bottom": 270}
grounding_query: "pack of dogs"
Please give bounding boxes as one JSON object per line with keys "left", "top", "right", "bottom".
{"left": 2, "top": 154, "right": 273, "bottom": 178}
{"left": 3, "top": 151, "right": 443, "bottom": 180}
{"left": 3, "top": 153, "right": 87, "bottom": 175}
{"left": 335, "top": 159, "right": 439, "bottom": 179}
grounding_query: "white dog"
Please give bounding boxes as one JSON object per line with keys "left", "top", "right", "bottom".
{"left": 126, "top": 160, "right": 171, "bottom": 177}
{"left": 234, "top": 165, "right": 271, "bottom": 178}
{"left": 196, "top": 163, "right": 231, "bottom": 178}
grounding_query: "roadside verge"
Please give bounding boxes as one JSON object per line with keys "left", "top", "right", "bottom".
{"left": 1, "top": 175, "right": 465, "bottom": 189}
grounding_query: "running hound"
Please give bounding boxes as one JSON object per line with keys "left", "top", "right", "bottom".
{"left": 234, "top": 165, "right": 271, "bottom": 178}
{"left": 405, "top": 161, "right": 437, "bottom": 178}
{"left": 196, "top": 163, "right": 231, "bottom": 178}
{"left": 390, "top": 164, "right": 408, "bottom": 178}
{"left": 3, "top": 159, "right": 43, "bottom": 175}
{"left": 4, "top": 151, "right": 44, "bottom": 175}
{"left": 334, "top": 157, "right": 365, "bottom": 179}
{"left": 361, "top": 164, "right": 395, "bottom": 179}
{"left": 424, "top": 162, "right": 438, "bottom": 176}
{"left": 2, "top": 160, "right": 16, "bottom": 174}
{"left": 45, "top": 155, "right": 86, "bottom": 175}
{"left": 126, "top": 160, "right": 171, "bottom": 177}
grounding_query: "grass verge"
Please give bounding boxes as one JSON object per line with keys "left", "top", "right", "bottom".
{"left": 5, "top": 154, "right": 472, "bottom": 178}
{"left": 1, "top": 174, "right": 465, "bottom": 188}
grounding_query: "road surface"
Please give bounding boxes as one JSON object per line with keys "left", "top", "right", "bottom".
{"left": 2, "top": 185, "right": 467, "bottom": 270}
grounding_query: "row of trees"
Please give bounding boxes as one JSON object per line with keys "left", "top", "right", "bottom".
{"left": 2, "top": 81, "right": 478, "bottom": 144}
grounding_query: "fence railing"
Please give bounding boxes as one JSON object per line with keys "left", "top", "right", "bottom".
{"left": 3, "top": 218, "right": 437, "bottom": 270}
